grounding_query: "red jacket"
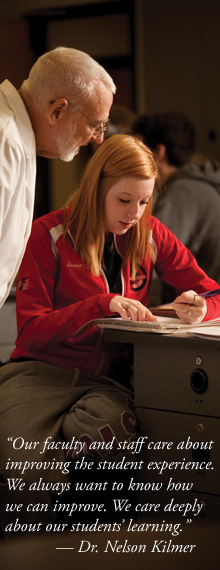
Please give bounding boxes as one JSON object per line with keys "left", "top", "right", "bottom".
{"left": 11, "top": 209, "right": 220, "bottom": 375}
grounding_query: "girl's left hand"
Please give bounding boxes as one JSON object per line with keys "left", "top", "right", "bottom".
{"left": 173, "top": 290, "right": 207, "bottom": 324}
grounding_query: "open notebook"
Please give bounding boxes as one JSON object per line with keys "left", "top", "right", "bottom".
{"left": 95, "top": 313, "right": 220, "bottom": 339}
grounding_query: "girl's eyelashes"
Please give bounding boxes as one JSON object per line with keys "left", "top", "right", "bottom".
{"left": 119, "top": 198, "right": 149, "bottom": 205}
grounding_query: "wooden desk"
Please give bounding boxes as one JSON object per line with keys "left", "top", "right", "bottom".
{"left": 103, "top": 329, "right": 220, "bottom": 518}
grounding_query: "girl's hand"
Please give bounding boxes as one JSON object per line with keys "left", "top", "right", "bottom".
{"left": 109, "top": 295, "right": 157, "bottom": 322}
{"left": 173, "top": 290, "right": 207, "bottom": 324}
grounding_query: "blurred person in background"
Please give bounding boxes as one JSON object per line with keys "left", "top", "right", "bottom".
{"left": 133, "top": 112, "right": 220, "bottom": 302}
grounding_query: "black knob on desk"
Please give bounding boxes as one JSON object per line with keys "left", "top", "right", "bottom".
{"left": 190, "top": 368, "right": 208, "bottom": 394}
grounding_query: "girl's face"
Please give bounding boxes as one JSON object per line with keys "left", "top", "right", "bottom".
{"left": 104, "top": 177, "right": 155, "bottom": 235}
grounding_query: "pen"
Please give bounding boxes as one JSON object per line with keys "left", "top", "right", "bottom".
{"left": 200, "top": 288, "right": 220, "bottom": 299}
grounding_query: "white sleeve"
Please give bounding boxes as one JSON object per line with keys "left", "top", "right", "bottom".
{"left": 0, "top": 135, "right": 31, "bottom": 308}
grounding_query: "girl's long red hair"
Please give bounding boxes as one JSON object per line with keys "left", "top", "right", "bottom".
{"left": 63, "top": 134, "right": 159, "bottom": 279}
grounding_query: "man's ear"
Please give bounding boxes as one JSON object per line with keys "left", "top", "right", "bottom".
{"left": 154, "top": 143, "right": 167, "bottom": 162}
{"left": 48, "top": 98, "right": 69, "bottom": 125}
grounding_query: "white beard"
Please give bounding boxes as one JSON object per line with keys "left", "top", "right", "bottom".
{"left": 59, "top": 146, "right": 80, "bottom": 162}
{"left": 56, "top": 121, "right": 80, "bottom": 162}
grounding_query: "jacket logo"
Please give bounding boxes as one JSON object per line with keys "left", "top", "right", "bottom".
{"left": 130, "top": 266, "right": 147, "bottom": 291}
{"left": 18, "top": 278, "right": 30, "bottom": 291}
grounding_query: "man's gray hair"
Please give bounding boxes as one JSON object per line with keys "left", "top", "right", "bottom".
{"left": 21, "top": 46, "right": 116, "bottom": 109}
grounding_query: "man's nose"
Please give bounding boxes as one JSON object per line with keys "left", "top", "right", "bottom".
{"left": 91, "top": 131, "right": 105, "bottom": 144}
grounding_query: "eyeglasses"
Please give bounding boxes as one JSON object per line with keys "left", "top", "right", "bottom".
{"left": 73, "top": 105, "right": 108, "bottom": 137}
{"left": 50, "top": 99, "right": 108, "bottom": 137}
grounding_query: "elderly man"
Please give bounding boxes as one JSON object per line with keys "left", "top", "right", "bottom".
{"left": 0, "top": 46, "right": 116, "bottom": 308}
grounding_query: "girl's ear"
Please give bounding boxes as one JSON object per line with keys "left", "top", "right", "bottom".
{"left": 48, "top": 98, "right": 69, "bottom": 125}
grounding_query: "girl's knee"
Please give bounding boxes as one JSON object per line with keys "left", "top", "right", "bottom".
{"left": 63, "top": 394, "right": 138, "bottom": 460}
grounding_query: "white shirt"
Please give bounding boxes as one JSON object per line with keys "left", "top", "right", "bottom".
{"left": 0, "top": 80, "right": 36, "bottom": 308}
